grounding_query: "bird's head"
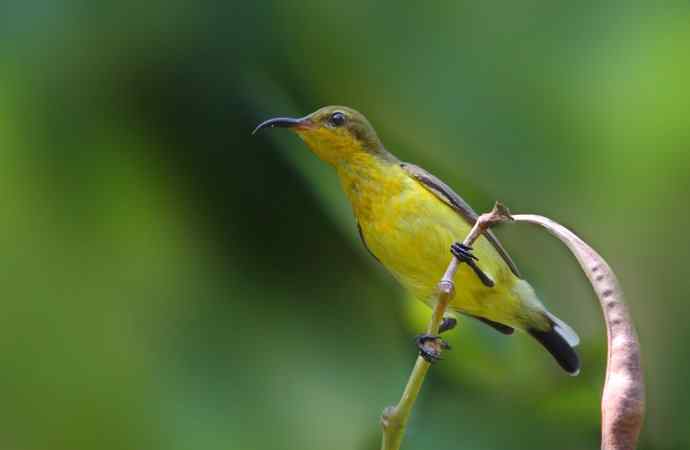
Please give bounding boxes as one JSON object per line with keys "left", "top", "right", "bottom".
{"left": 253, "top": 106, "right": 387, "bottom": 166}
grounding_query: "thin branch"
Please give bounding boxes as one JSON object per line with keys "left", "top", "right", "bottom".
{"left": 379, "top": 203, "right": 644, "bottom": 450}
{"left": 380, "top": 203, "right": 512, "bottom": 450}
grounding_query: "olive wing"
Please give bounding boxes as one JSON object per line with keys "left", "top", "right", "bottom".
{"left": 400, "top": 162, "right": 521, "bottom": 278}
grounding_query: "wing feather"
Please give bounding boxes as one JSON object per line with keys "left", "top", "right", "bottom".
{"left": 400, "top": 162, "right": 522, "bottom": 278}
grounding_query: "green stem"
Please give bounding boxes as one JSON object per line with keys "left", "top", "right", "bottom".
{"left": 380, "top": 290, "right": 450, "bottom": 450}
{"left": 380, "top": 203, "right": 510, "bottom": 450}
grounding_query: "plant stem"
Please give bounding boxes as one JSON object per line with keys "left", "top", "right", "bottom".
{"left": 379, "top": 203, "right": 644, "bottom": 450}
{"left": 380, "top": 203, "right": 511, "bottom": 450}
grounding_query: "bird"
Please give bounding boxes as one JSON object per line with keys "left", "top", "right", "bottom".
{"left": 253, "top": 106, "right": 580, "bottom": 375}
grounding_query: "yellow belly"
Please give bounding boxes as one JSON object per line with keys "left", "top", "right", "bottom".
{"left": 352, "top": 171, "right": 525, "bottom": 328}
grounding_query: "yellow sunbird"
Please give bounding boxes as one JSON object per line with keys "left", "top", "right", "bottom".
{"left": 254, "top": 106, "right": 580, "bottom": 375}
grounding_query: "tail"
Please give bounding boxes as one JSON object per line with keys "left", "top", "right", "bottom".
{"left": 528, "top": 312, "right": 581, "bottom": 376}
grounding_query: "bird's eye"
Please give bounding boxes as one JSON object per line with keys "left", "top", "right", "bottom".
{"left": 329, "top": 112, "right": 346, "bottom": 127}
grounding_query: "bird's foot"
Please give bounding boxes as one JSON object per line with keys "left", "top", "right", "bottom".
{"left": 439, "top": 317, "right": 457, "bottom": 334}
{"left": 450, "top": 243, "right": 495, "bottom": 288}
{"left": 415, "top": 334, "right": 451, "bottom": 363}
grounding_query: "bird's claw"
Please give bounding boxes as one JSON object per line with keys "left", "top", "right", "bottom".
{"left": 439, "top": 317, "right": 457, "bottom": 334}
{"left": 415, "top": 333, "right": 451, "bottom": 363}
{"left": 450, "top": 243, "right": 478, "bottom": 261}
{"left": 450, "top": 243, "right": 495, "bottom": 288}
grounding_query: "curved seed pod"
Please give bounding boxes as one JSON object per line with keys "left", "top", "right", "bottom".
{"left": 513, "top": 213, "right": 645, "bottom": 450}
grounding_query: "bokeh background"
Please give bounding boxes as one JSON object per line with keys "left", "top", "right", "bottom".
{"left": 1, "top": 2, "right": 689, "bottom": 449}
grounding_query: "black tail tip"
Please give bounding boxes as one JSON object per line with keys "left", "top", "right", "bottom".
{"left": 528, "top": 327, "right": 581, "bottom": 375}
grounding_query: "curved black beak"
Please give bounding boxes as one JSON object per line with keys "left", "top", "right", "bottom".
{"left": 252, "top": 116, "right": 306, "bottom": 135}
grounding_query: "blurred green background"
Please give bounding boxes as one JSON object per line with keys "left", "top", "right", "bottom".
{"left": 1, "top": 1, "right": 689, "bottom": 449}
